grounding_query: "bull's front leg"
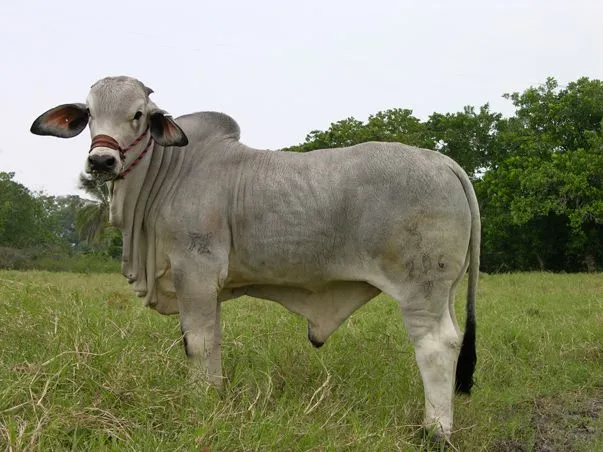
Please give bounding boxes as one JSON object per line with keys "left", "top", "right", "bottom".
{"left": 172, "top": 260, "right": 224, "bottom": 388}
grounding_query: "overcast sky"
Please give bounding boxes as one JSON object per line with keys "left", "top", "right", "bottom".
{"left": 1, "top": 0, "right": 601, "bottom": 197}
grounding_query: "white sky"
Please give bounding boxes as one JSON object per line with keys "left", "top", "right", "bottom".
{"left": 1, "top": 0, "right": 601, "bottom": 197}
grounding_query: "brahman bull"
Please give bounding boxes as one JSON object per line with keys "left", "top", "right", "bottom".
{"left": 31, "top": 76, "right": 480, "bottom": 440}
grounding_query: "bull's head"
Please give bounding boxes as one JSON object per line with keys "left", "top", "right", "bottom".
{"left": 30, "top": 76, "right": 188, "bottom": 181}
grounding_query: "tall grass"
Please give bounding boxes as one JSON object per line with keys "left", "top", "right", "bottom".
{"left": 0, "top": 271, "right": 601, "bottom": 450}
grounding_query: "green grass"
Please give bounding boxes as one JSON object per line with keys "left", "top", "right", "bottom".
{"left": 0, "top": 271, "right": 601, "bottom": 451}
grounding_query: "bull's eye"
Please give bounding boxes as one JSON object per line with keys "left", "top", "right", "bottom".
{"left": 86, "top": 108, "right": 91, "bottom": 116}
{"left": 133, "top": 111, "right": 143, "bottom": 120}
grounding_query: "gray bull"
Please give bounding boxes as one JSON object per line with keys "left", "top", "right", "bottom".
{"left": 31, "top": 76, "right": 479, "bottom": 440}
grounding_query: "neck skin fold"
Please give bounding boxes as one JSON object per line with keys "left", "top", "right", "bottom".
{"left": 106, "top": 136, "right": 185, "bottom": 302}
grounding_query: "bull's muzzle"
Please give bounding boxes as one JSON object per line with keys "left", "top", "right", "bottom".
{"left": 88, "top": 153, "right": 117, "bottom": 174}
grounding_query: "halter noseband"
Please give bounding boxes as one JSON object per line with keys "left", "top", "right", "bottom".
{"left": 89, "top": 127, "right": 154, "bottom": 179}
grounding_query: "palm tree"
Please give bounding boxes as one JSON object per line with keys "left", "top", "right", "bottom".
{"left": 76, "top": 174, "right": 111, "bottom": 246}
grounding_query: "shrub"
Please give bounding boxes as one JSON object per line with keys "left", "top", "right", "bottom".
{"left": 0, "top": 246, "right": 120, "bottom": 273}
{"left": 0, "top": 247, "right": 32, "bottom": 270}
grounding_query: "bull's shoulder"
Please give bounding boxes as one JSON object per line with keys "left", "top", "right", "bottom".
{"left": 175, "top": 111, "right": 241, "bottom": 142}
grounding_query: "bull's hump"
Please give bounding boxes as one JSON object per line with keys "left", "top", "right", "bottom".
{"left": 177, "top": 111, "right": 241, "bottom": 142}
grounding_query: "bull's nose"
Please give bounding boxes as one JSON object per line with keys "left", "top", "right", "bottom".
{"left": 88, "top": 154, "right": 116, "bottom": 172}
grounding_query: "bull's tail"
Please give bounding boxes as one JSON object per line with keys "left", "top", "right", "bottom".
{"left": 451, "top": 164, "right": 480, "bottom": 395}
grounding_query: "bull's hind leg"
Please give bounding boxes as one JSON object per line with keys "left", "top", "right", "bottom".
{"left": 392, "top": 281, "right": 461, "bottom": 440}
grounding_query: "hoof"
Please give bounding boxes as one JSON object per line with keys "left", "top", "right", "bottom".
{"left": 422, "top": 424, "right": 451, "bottom": 448}
{"left": 187, "top": 367, "right": 224, "bottom": 392}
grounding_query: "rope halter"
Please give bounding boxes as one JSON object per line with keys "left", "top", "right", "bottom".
{"left": 89, "top": 127, "right": 154, "bottom": 179}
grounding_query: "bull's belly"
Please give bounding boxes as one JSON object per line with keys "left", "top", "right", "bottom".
{"left": 225, "top": 235, "right": 469, "bottom": 291}
{"left": 227, "top": 202, "right": 471, "bottom": 291}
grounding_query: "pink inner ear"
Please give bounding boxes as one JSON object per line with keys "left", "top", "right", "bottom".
{"left": 165, "top": 118, "right": 178, "bottom": 138}
{"left": 46, "top": 106, "right": 82, "bottom": 129}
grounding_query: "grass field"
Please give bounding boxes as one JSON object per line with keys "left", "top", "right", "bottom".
{"left": 0, "top": 271, "right": 601, "bottom": 451}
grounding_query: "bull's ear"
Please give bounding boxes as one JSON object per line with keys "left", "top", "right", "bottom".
{"left": 149, "top": 110, "right": 188, "bottom": 147}
{"left": 30, "top": 103, "right": 88, "bottom": 138}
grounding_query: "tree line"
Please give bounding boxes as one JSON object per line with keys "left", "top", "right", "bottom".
{"left": 1, "top": 76, "right": 601, "bottom": 272}
{"left": 0, "top": 172, "right": 120, "bottom": 271}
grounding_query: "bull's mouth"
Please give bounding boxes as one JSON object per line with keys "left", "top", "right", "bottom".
{"left": 86, "top": 170, "right": 117, "bottom": 183}
{"left": 79, "top": 171, "right": 115, "bottom": 193}
{"left": 86, "top": 148, "right": 124, "bottom": 181}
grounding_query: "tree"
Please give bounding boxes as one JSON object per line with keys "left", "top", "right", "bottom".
{"left": 502, "top": 77, "right": 603, "bottom": 155}
{"left": 76, "top": 175, "right": 122, "bottom": 258}
{"left": 283, "top": 108, "right": 428, "bottom": 153}
{"left": 0, "top": 172, "right": 56, "bottom": 248}
{"left": 424, "top": 104, "right": 503, "bottom": 177}
{"left": 478, "top": 77, "right": 603, "bottom": 271}
{"left": 39, "top": 194, "right": 87, "bottom": 246}
{"left": 364, "top": 108, "right": 428, "bottom": 147}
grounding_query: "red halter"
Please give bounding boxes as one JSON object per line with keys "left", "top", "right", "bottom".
{"left": 89, "top": 127, "right": 154, "bottom": 179}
